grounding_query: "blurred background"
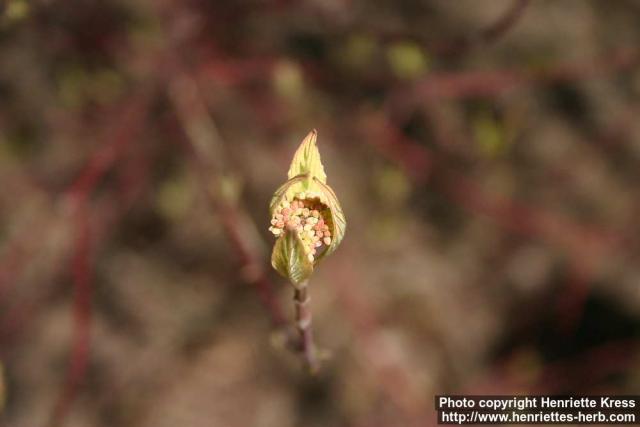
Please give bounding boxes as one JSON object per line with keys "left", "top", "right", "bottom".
{"left": 1, "top": 0, "right": 640, "bottom": 426}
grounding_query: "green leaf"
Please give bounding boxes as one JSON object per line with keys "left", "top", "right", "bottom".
{"left": 287, "top": 130, "right": 327, "bottom": 186}
{"left": 269, "top": 174, "right": 305, "bottom": 215}
{"left": 313, "top": 178, "right": 346, "bottom": 258}
{"left": 271, "top": 229, "right": 314, "bottom": 286}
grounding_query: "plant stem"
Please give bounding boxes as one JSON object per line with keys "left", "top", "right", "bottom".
{"left": 293, "top": 280, "right": 319, "bottom": 373}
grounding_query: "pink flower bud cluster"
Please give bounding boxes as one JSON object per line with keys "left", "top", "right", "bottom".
{"left": 269, "top": 193, "right": 332, "bottom": 262}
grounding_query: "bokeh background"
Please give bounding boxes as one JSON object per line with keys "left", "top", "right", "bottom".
{"left": 1, "top": 0, "right": 640, "bottom": 426}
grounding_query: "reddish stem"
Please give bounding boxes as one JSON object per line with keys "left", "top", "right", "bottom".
{"left": 46, "top": 96, "right": 150, "bottom": 427}
{"left": 168, "top": 72, "right": 288, "bottom": 328}
{"left": 293, "top": 282, "right": 319, "bottom": 373}
{"left": 49, "top": 207, "right": 92, "bottom": 427}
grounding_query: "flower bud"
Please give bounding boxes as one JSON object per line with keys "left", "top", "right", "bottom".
{"left": 269, "top": 130, "right": 346, "bottom": 286}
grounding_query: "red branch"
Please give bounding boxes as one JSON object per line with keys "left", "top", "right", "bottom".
{"left": 415, "top": 48, "right": 638, "bottom": 100}
{"left": 362, "top": 115, "right": 625, "bottom": 335}
{"left": 433, "top": 0, "right": 531, "bottom": 55}
{"left": 47, "top": 96, "right": 150, "bottom": 427}
{"left": 480, "top": 0, "right": 531, "bottom": 44}
{"left": 48, "top": 206, "right": 92, "bottom": 427}
{"left": 168, "top": 72, "right": 288, "bottom": 329}
{"left": 330, "top": 249, "right": 428, "bottom": 425}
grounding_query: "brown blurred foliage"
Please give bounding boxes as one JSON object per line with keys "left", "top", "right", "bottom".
{"left": 1, "top": 0, "right": 640, "bottom": 426}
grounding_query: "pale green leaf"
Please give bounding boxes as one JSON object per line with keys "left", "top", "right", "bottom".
{"left": 271, "top": 229, "right": 314, "bottom": 286}
{"left": 287, "top": 130, "right": 327, "bottom": 186}
{"left": 269, "top": 175, "right": 305, "bottom": 215}
{"left": 313, "top": 178, "right": 346, "bottom": 259}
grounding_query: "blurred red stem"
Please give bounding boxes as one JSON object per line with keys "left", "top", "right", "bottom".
{"left": 415, "top": 48, "right": 638, "bottom": 99}
{"left": 169, "top": 73, "right": 287, "bottom": 328}
{"left": 49, "top": 207, "right": 92, "bottom": 427}
{"left": 47, "top": 96, "right": 149, "bottom": 427}
{"left": 480, "top": 0, "right": 531, "bottom": 43}
{"left": 219, "top": 205, "right": 288, "bottom": 327}
{"left": 434, "top": 0, "right": 530, "bottom": 55}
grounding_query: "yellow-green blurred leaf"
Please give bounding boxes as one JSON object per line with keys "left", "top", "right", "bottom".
{"left": 219, "top": 175, "right": 241, "bottom": 204}
{"left": 340, "top": 34, "right": 377, "bottom": 70}
{"left": 474, "top": 112, "right": 505, "bottom": 156}
{"left": 386, "top": 41, "right": 429, "bottom": 79}
{"left": 5, "top": 0, "right": 29, "bottom": 21}
{"left": 156, "top": 173, "right": 194, "bottom": 221}
{"left": 376, "top": 166, "right": 411, "bottom": 206}
{"left": 57, "top": 65, "right": 125, "bottom": 109}
{"left": 273, "top": 60, "right": 304, "bottom": 99}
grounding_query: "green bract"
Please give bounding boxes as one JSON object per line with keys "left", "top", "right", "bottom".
{"left": 271, "top": 226, "right": 314, "bottom": 285}
{"left": 269, "top": 130, "right": 346, "bottom": 286}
